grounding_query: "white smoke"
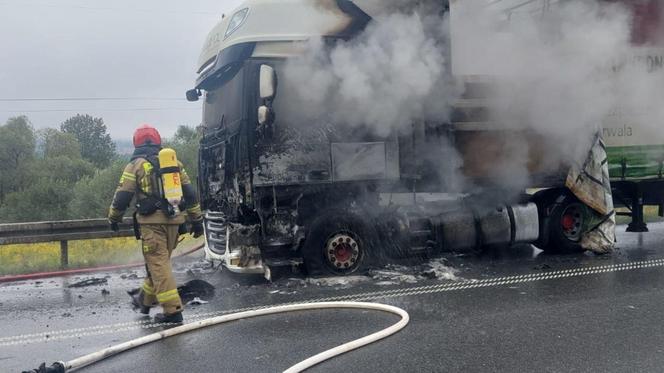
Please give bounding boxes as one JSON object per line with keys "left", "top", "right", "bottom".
{"left": 459, "top": 1, "right": 630, "bottom": 152}
{"left": 281, "top": 0, "right": 664, "bottom": 194}
{"left": 454, "top": 0, "right": 664, "bottom": 188}
{"left": 282, "top": 3, "right": 458, "bottom": 137}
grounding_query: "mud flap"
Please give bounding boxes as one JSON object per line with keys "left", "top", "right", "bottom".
{"left": 565, "top": 134, "right": 616, "bottom": 254}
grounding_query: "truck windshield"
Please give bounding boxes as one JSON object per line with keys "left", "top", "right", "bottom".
{"left": 202, "top": 67, "right": 244, "bottom": 136}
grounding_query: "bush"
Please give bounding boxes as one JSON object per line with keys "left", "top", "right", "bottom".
{"left": 0, "top": 179, "right": 75, "bottom": 222}
{"left": 70, "top": 160, "right": 127, "bottom": 219}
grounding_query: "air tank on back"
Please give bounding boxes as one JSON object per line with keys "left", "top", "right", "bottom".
{"left": 159, "top": 148, "right": 183, "bottom": 216}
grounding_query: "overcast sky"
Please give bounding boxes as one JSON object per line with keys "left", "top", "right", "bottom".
{"left": 0, "top": 0, "right": 243, "bottom": 139}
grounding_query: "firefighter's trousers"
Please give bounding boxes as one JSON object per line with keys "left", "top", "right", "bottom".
{"left": 140, "top": 224, "right": 183, "bottom": 314}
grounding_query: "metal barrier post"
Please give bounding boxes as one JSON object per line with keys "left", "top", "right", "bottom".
{"left": 60, "top": 240, "right": 69, "bottom": 269}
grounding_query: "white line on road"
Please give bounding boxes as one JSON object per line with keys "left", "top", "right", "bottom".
{"left": 2, "top": 258, "right": 664, "bottom": 347}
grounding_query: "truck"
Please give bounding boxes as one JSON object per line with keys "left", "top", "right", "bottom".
{"left": 187, "top": 0, "right": 664, "bottom": 278}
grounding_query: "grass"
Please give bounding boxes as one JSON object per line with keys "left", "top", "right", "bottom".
{"left": 0, "top": 236, "right": 203, "bottom": 276}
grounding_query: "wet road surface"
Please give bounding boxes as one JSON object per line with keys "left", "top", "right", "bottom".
{"left": 3, "top": 223, "right": 664, "bottom": 372}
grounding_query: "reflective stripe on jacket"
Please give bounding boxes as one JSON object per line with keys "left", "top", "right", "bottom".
{"left": 108, "top": 158, "right": 203, "bottom": 225}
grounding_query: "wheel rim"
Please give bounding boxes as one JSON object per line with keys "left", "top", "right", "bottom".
{"left": 560, "top": 204, "right": 584, "bottom": 242}
{"left": 324, "top": 232, "right": 362, "bottom": 274}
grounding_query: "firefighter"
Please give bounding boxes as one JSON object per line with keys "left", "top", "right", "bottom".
{"left": 108, "top": 124, "right": 204, "bottom": 324}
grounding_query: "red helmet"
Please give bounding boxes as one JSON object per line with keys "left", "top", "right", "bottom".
{"left": 133, "top": 124, "right": 161, "bottom": 147}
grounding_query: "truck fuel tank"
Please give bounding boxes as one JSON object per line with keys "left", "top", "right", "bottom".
{"left": 429, "top": 202, "right": 540, "bottom": 252}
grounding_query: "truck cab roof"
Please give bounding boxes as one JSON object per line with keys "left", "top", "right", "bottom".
{"left": 196, "top": 0, "right": 381, "bottom": 75}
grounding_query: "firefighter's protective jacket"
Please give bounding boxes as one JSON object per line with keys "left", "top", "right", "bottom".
{"left": 108, "top": 147, "right": 203, "bottom": 225}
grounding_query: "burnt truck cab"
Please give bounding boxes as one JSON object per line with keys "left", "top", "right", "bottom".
{"left": 190, "top": 0, "right": 398, "bottom": 275}
{"left": 190, "top": 0, "right": 546, "bottom": 278}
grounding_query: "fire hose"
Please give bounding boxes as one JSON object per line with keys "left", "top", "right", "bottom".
{"left": 25, "top": 301, "right": 409, "bottom": 373}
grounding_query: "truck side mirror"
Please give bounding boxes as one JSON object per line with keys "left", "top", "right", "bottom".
{"left": 259, "top": 65, "right": 277, "bottom": 101}
{"left": 258, "top": 105, "right": 274, "bottom": 127}
{"left": 186, "top": 89, "right": 201, "bottom": 102}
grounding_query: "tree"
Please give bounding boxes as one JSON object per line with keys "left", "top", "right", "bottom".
{"left": 0, "top": 116, "right": 35, "bottom": 169}
{"left": 61, "top": 114, "right": 116, "bottom": 168}
{"left": 39, "top": 128, "right": 82, "bottom": 159}
{"left": 0, "top": 116, "right": 36, "bottom": 202}
{"left": 172, "top": 125, "right": 198, "bottom": 144}
{"left": 31, "top": 156, "right": 95, "bottom": 185}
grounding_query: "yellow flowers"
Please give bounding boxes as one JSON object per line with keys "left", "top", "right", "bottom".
{"left": 0, "top": 236, "right": 203, "bottom": 276}
{"left": 0, "top": 237, "right": 141, "bottom": 276}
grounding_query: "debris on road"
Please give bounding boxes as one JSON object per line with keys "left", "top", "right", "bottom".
{"left": 266, "top": 258, "right": 460, "bottom": 291}
{"left": 186, "top": 297, "right": 209, "bottom": 306}
{"left": 127, "top": 279, "right": 216, "bottom": 305}
{"left": 178, "top": 279, "right": 215, "bottom": 303}
{"left": 67, "top": 278, "right": 108, "bottom": 288}
{"left": 173, "top": 259, "right": 219, "bottom": 275}
{"left": 369, "top": 259, "right": 459, "bottom": 284}
{"left": 307, "top": 276, "right": 371, "bottom": 288}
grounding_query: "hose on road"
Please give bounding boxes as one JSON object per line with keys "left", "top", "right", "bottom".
{"left": 26, "top": 302, "right": 409, "bottom": 373}
{"left": 0, "top": 243, "right": 204, "bottom": 284}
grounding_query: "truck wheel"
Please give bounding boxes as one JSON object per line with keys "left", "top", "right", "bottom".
{"left": 303, "top": 211, "right": 377, "bottom": 277}
{"left": 537, "top": 192, "right": 589, "bottom": 254}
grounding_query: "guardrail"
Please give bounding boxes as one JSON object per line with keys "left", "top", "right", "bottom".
{"left": 0, "top": 218, "right": 134, "bottom": 269}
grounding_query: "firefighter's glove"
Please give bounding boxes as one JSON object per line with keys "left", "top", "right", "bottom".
{"left": 191, "top": 221, "right": 204, "bottom": 238}
{"left": 109, "top": 220, "right": 120, "bottom": 232}
{"left": 108, "top": 207, "right": 124, "bottom": 231}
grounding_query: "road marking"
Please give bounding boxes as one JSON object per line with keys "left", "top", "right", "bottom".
{"left": 2, "top": 257, "right": 664, "bottom": 347}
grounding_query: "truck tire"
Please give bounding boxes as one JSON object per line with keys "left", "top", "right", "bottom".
{"left": 302, "top": 210, "right": 378, "bottom": 277}
{"left": 535, "top": 191, "right": 589, "bottom": 254}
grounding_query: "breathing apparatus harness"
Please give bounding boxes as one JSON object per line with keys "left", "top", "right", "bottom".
{"left": 130, "top": 146, "right": 185, "bottom": 239}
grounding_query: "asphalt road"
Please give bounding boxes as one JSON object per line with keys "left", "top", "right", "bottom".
{"left": 3, "top": 223, "right": 664, "bottom": 372}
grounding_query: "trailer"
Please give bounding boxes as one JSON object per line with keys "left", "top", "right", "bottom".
{"left": 451, "top": 0, "right": 664, "bottom": 234}
{"left": 187, "top": 0, "right": 662, "bottom": 278}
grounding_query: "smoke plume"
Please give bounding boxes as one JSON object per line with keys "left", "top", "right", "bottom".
{"left": 282, "top": 2, "right": 457, "bottom": 137}
{"left": 282, "top": 0, "right": 664, "bottom": 194}
{"left": 454, "top": 0, "right": 664, "bottom": 189}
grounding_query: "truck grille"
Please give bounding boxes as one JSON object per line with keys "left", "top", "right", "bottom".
{"left": 205, "top": 211, "right": 227, "bottom": 255}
